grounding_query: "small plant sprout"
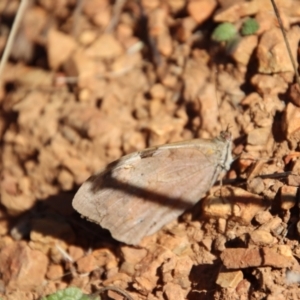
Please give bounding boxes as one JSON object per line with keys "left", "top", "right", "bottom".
{"left": 212, "top": 22, "right": 237, "bottom": 42}
{"left": 211, "top": 18, "right": 259, "bottom": 54}
{"left": 241, "top": 18, "right": 259, "bottom": 36}
{"left": 40, "top": 287, "right": 99, "bottom": 300}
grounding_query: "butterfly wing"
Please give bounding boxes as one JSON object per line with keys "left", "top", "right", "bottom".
{"left": 73, "top": 139, "right": 227, "bottom": 245}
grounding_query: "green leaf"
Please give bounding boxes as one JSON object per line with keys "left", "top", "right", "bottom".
{"left": 40, "top": 287, "right": 100, "bottom": 300}
{"left": 241, "top": 18, "right": 259, "bottom": 36}
{"left": 212, "top": 22, "right": 237, "bottom": 42}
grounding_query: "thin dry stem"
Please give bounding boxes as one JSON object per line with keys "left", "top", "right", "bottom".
{"left": 72, "top": 0, "right": 84, "bottom": 38}
{"left": 105, "top": 0, "right": 127, "bottom": 33}
{"left": 0, "top": 0, "right": 29, "bottom": 81}
{"left": 270, "top": 0, "right": 300, "bottom": 87}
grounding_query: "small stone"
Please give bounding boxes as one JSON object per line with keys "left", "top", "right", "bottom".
{"left": 231, "top": 35, "right": 258, "bottom": 66}
{"left": 134, "top": 247, "right": 174, "bottom": 293}
{"left": 202, "top": 186, "right": 266, "bottom": 224}
{"left": 134, "top": 275, "right": 158, "bottom": 294}
{"left": 76, "top": 254, "right": 97, "bottom": 274}
{"left": 193, "top": 244, "right": 217, "bottom": 265}
{"left": 46, "top": 264, "right": 64, "bottom": 280}
{"left": 157, "top": 233, "right": 191, "bottom": 256}
{"left": 163, "top": 282, "right": 185, "bottom": 300}
{"left": 161, "top": 257, "right": 177, "bottom": 284}
{"left": 288, "top": 83, "right": 300, "bottom": 107}
{"left": 247, "top": 177, "right": 265, "bottom": 195}
{"left": 148, "top": 8, "right": 173, "bottom": 57}
{"left": 78, "top": 29, "right": 97, "bottom": 46}
{"left": 111, "top": 52, "right": 141, "bottom": 74}
{"left": 1, "top": 186, "right": 35, "bottom": 216}
{"left": 162, "top": 255, "right": 177, "bottom": 274}
{"left": 120, "top": 246, "right": 147, "bottom": 265}
{"left": 201, "top": 237, "right": 213, "bottom": 252}
{"left": 0, "top": 242, "right": 48, "bottom": 291}
{"left": 267, "top": 290, "right": 286, "bottom": 300}
{"left": 69, "top": 276, "right": 89, "bottom": 292}
{"left": 254, "top": 210, "right": 273, "bottom": 225}
{"left": 119, "top": 261, "right": 135, "bottom": 276}
{"left": 150, "top": 83, "right": 166, "bottom": 100}
{"left": 168, "top": 0, "right": 186, "bottom": 13}
{"left": 221, "top": 246, "right": 295, "bottom": 269}
{"left": 68, "top": 245, "right": 85, "bottom": 262}
{"left": 283, "top": 102, "right": 300, "bottom": 146}
{"left": 257, "top": 26, "right": 300, "bottom": 74}
{"left": 236, "top": 279, "right": 251, "bottom": 297}
{"left": 214, "top": 235, "right": 227, "bottom": 252}
{"left": 238, "top": 151, "right": 257, "bottom": 172}
{"left": 177, "top": 17, "right": 197, "bottom": 42}
{"left": 259, "top": 216, "right": 285, "bottom": 235}
{"left": 106, "top": 266, "right": 119, "bottom": 279}
{"left": 217, "top": 218, "right": 227, "bottom": 234}
{"left": 102, "top": 272, "right": 131, "bottom": 287}
{"left": 216, "top": 266, "right": 243, "bottom": 289}
{"left": 251, "top": 73, "right": 288, "bottom": 97}
{"left": 247, "top": 126, "right": 272, "bottom": 145}
{"left": 60, "top": 156, "right": 90, "bottom": 185}
{"left": 86, "top": 33, "right": 123, "bottom": 59}
{"left": 64, "top": 48, "right": 105, "bottom": 85}
{"left": 92, "top": 248, "right": 118, "bottom": 269}
{"left": 186, "top": 222, "right": 204, "bottom": 242}
{"left": 263, "top": 245, "right": 296, "bottom": 268}
{"left": 0, "top": 236, "right": 14, "bottom": 249}
{"left": 187, "top": 0, "right": 217, "bottom": 24}
{"left": 174, "top": 255, "right": 194, "bottom": 279}
{"left": 287, "top": 174, "right": 300, "bottom": 187}
{"left": 221, "top": 248, "right": 261, "bottom": 268}
{"left": 280, "top": 185, "right": 297, "bottom": 210}
{"left": 214, "top": 1, "right": 264, "bottom": 23}
{"left": 47, "top": 28, "right": 76, "bottom": 70}
{"left": 57, "top": 168, "right": 74, "bottom": 190}
{"left": 277, "top": 244, "right": 294, "bottom": 259}
{"left": 202, "top": 189, "right": 233, "bottom": 219}
{"left": 249, "top": 229, "right": 276, "bottom": 246}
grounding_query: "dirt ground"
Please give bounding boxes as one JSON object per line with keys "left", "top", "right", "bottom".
{"left": 1, "top": 0, "right": 300, "bottom": 299}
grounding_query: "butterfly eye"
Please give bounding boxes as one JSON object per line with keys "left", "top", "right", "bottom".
{"left": 220, "top": 130, "right": 232, "bottom": 141}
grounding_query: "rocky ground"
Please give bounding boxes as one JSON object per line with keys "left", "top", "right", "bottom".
{"left": 1, "top": 0, "right": 300, "bottom": 299}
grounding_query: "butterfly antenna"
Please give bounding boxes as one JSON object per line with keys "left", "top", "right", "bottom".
{"left": 225, "top": 124, "right": 232, "bottom": 133}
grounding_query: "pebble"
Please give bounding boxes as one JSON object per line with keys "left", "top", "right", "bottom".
{"left": 280, "top": 185, "right": 297, "bottom": 210}
{"left": 221, "top": 246, "right": 296, "bottom": 269}
{"left": 47, "top": 28, "right": 76, "bottom": 70}
{"left": 0, "top": 242, "right": 48, "bottom": 291}
{"left": 216, "top": 266, "right": 243, "bottom": 289}
{"left": 249, "top": 229, "right": 276, "bottom": 246}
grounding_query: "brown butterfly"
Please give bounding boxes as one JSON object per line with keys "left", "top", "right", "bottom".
{"left": 72, "top": 130, "right": 233, "bottom": 245}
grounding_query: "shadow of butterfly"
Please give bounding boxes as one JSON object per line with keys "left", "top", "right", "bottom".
{"left": 72, "top": 130, "right": 233, "bottom": 245}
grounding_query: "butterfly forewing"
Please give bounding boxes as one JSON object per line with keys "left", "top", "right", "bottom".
{"left": 73, "top": 134, "right": 232, "bottom": 245}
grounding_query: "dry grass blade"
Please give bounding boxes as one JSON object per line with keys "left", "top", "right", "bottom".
{"left": 270, "top": 0, "right": 300, "bottom": 87}
{"left": 0, "top": 0, "right": 29, "bottom": 81}
{"left": 105, "top": 0, "right": 127, "bottom": 33}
